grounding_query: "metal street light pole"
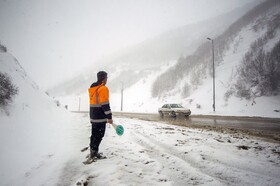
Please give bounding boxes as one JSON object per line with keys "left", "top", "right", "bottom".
{"left": 207, "top": 37, "right": 215, "bottom": 112}
{"left": 78, "top": 96, "right": 81, "bottom": 111}
{"left": 121, "top": 82, "right": 123, "bottom": 112}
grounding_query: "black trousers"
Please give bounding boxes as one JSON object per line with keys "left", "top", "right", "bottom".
{"left": 90, "top": 122, "right": 106, "bottom": 152}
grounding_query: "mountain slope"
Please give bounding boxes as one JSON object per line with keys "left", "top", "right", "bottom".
{"left": 153, "top": 0, "right": 280, "bottom": 98}
{"left": 51, "top": 0, "right": 280, "bottom": 118}
{"left": 146, "top": 0, "right": 280, "bottom": 117}
{"left": 111, "top": 0, "right": 280, "bottom": 117}
{"left": 0, "top": 52, "right": 81, "bottom": 185}
{"left": 49, "top": 1, "right": 260, "bottom": 96}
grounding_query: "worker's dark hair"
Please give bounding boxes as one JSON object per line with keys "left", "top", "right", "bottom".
{"left": 97, "top": 71, "right": 107, "bottom": 83}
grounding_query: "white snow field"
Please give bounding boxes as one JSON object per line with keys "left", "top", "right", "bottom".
{"left": 2, "top": 107, "right": 280, "bottom": 185}
{"left": 65, "top": 116, "right": 280, "bottom": 186}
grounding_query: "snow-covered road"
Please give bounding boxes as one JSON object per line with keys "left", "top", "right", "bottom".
{"left": 60, "top": 115, "right": 280, "bottom": 186}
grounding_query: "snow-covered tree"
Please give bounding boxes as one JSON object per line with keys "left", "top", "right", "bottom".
{"left": 0, "top": 72, "right": 18, "bottom": 106}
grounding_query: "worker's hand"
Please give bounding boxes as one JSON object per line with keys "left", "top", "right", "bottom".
{"left": 107, "top": 119, "right": 113, "bottom": 124}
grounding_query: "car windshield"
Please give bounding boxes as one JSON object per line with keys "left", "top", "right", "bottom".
{"left": 170, "top": 104, "right": 184, "bottom": 108}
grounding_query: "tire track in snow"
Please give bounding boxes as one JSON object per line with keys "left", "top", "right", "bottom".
{"left": 131, "top": 127, "right": 278, "bottom": 186}
{"left": 132, "top": 125, "right": 280, "bottom": 186}
{"left": 128, "top": 121, "right": 236, "bottom": 184}
{"left": 196, "top": 137, "right": 280, "bottom": 183}
{"left": 110, "top": 118, "right": 280, "bottom": 185}
{"left": 130, "top": 131, "right": 223, "bottom": 185}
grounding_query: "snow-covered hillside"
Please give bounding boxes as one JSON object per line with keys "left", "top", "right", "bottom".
{"left": 114, "top": 0, "right": 280, "bottom": 118}
{"left": 151, "top": 0, "right": 280, "bottom": 117}
{"left": 48, "top": 1, "right": 260, "bottom": 96}
{"left": 0, "top": 52, "right": 83, "bottom": 185}
{"left": 52, "top": 0, "right": 280, "bottom": 118}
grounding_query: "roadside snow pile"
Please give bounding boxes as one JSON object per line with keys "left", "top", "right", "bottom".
{"left": 0, "top": 53, "right": 83, "bottom": 185}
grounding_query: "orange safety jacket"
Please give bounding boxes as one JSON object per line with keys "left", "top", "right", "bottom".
{"left": 88, "top": 82, "right": 112, "bottom": 123}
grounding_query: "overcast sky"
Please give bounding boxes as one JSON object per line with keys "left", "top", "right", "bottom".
{"left": 0, "top": 0, "right": 255, "bottom": 89}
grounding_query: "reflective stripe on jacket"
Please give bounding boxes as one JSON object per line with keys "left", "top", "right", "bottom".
{"left": 88, "top": 83, "right": 112, "bottom": 123}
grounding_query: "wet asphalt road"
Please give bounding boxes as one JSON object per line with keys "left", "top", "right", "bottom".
{"left": 112, "top": 112, "right": 280, "bottom": 132}
{"left": 73, "top": 111, "right": 280, "bottom": 141}
{"left": 112, "top": 112, "right": 280, "bottom": 142}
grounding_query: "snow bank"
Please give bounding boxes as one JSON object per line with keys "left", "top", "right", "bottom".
{"left": 0, "top": 53, "right": 84, "bottom": 185}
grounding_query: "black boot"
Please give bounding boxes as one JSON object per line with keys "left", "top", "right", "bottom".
{"left": 90, "top": 149, "right": 104, "bottom": 159}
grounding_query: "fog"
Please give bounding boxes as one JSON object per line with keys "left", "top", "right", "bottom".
{"left": 0, "top": 0, "right": 255, "bottom": 89}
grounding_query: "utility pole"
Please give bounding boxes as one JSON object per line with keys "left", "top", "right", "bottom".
{"left": 207, "top": 37, "right": 216, "bottom": 112}
{"left": 78, "top": 96, "right": 81, "bottom": 112}
{"left": 121, "top": 82, "right": 123, "bottom": 112}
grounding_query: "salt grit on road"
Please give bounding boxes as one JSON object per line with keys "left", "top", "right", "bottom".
{"left": 63, "top": 115, "right": 280, "bottom": 186}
